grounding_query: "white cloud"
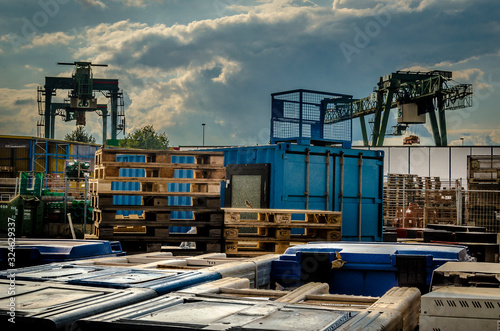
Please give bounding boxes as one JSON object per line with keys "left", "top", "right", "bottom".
{"left": 22, "top": 32, "right": 75, "bottom": 49}
{"left": 76, "top": 0, "right": 106, "bottom": 9}
{"left": 0, "top": 0, "right": 498, "bottom": 146}
{"left": 24, "top": 65, "right": 43, "bottom": 72}
{"left": 110, "top": 0, "right": 164, "bottom": 7}
{"left": 332, "top": 0, "right": 470, "bottom": 14}
{"left": 0, "top": 88, "right": 38, "bottom": 136}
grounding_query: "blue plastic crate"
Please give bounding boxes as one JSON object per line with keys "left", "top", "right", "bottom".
{"left": 0, "top": 263, "right": 221, "bottom": 295}
{"left": 169, "top": 156, "right": 195, "bottom": 233}
{"left": 66, "top": 269, "right": 221, "bottom": 295}
{"left": 0, "top": 239, "right": 124, "bottom": 268}
{"left": 271, "top": 242, "right": 472, "bottom": 296}
{"left": 114, "top": 154, "right": 145, "bottom": 216}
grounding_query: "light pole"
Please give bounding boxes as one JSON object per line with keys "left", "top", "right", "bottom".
{"left": 202, "top": 123, "right": 206, "bottom": 146}
{"left": 460, "top": 137, "right": 464, "bottom": 146}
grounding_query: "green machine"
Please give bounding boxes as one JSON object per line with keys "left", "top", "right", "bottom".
{"left": 36, "top": 61, "right": 126, "bottom": 144}
{"left": 324, "top": 70, "right": 474, "bottom": 146}
{"left": 0, "top": 172, "right": 44, "bottom": 236}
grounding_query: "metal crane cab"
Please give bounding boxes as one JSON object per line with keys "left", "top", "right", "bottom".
{"left": 36, "top": 61, "right": 125, "bottom": 144}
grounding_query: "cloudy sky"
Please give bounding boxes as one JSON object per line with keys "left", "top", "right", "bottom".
{"left": 0, "top": 0, "right": 499, "bottom": 147}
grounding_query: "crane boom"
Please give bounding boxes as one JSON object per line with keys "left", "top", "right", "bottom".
{"left": 324, "top": 70, "right": 473, "bottom": 146}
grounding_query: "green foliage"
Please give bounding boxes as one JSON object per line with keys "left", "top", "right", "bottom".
{"left": 119, "top": 125, "right": 170, "bottom": 150}
{"left": 64, "top": 126, "right": 96, "bottom": 144}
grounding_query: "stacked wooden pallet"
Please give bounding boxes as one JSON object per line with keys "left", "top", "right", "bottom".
{"left": 466, "top": 156, "right": 500, "bottom": 231}
{"left": 384, "top": 174, "right": 462, "bottom": 226}
{"left": 468, "top": 155, "right": 500, "bottom": 190}
{"left": 423, "top": 180, "right": 459, "bottom": 225}
{"left": 88, "top": 148, "right": 225, "bottom": 252}
{"left": 222, "top": 208, "right": 342, "bottom": 256}
{"left": 384, "top": 174, "right": 423, "bottom": 225}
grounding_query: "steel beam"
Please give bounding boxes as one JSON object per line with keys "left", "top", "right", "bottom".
{"left": 44, "top": 88, "right": 52, "bottom": 139}
{"left": 377, "top": 89, "right": 394, "bottom": 146}
{"left": 437, "top": 94, "right": 447, "bottom": 146}
{"left": 371, "top": 89, "right": 384, "bottom": 146}
{"left": 359, "top": 115, "right": 369, "bottom": 147}
{"left": 101, "top": 107, "right": 108, "bottom": 145}
{"left": 110, "top": 91, "right": 118, "bottom": 140}
{"left": 428, "top": 109, "right": 442, "bottom": 146}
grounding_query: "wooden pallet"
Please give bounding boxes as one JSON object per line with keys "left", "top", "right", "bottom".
{"left": 89, "top": 178, "right": 221, "bottom": 195}
{"left": 91, "top": 195, "right": 221, "bottom": 210}
{"left": 92, "top": 221, "right": 222, "bottom": 245}
{"left": 222, "top": 208, "right": 342, "bottom": 256}
{"left": 90, "top": 148, "right": 226, "bottom": 253}
{"left": 94, "top": 163, "right": 225, "bottom": 180}
{"left": 95, "top": 148, "right": 224, "bottom": 161}
{"left": 223, "top": 227, "right": 341, "bottom": 241}
{"left": 92, "top": 209, "right": 223, "bottom": 227}
{"left": 223, "top": 208, "right": 342, "bottom": 224}
{"left": 224, "top": 240, "right": 292, "bottom": 256}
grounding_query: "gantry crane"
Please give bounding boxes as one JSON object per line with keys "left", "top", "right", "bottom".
{"left": 36, "top": 61, "right": 125, "bottom": 144}
{"left": 324, "top": 70, "right": 473, "bottom": 146}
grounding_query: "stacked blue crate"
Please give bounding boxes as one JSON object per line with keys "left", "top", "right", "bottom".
{"left": 113, "top": 154, "right": 144, "bottom": 217}
{"left": 169, "top": 155, "right": 194, "bottom": 234}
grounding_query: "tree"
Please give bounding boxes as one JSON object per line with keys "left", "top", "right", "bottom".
{"left": 119, "top": 125, "right": 170, "bottom": 150}
{"left": 64, "top": 126, "right": 96, "bottom": 144}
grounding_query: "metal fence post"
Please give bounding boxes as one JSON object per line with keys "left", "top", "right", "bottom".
{"left": 84, "top": 176, "right": 88, "bottom": 234}
{"left": 402, "top": 178, "right": 406, "bottom": 228}
{"left": 457, "top": 179, "right": 463, "bottom": 225}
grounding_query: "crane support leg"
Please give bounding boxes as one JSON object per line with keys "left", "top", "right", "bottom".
{"left": 102, "top": 109, "right": 108, "bottom": 145}
{"left": 360, "top": 115, "right": 369, "bottom": 146}
{"left": 371, "top": 91, "right": 384, "bottom": 146}
{"left": 50, "top": 107, "right": 56, "bottom": 139}
{"left": 428, "top": 110, "right": 442, "bottom": 146}
{"left": 377, "top": 89, "right": 394, "bottom": 146}
{"left": 110, "top": 92, "right": 118, "bottom": 140}
{"left": 437, "top": 96, "right": 447, "bottom": 146}
{"left": 44, "top": 89, "right": 53, "bottom": 139}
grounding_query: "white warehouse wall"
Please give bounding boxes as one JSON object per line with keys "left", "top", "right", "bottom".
{"left": 354, "top": 146, "right": 500, "bottom": 184}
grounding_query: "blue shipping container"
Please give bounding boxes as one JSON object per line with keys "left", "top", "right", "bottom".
{"left": 212, "top": 143, "right": 384, "bottom": 241}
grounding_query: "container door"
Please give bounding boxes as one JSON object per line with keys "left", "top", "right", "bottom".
{"left": 225, "top": 164, "right": 270, "bottom": 211}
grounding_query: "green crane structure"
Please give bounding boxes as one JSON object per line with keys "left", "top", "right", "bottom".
{"left": 37, "top": 61, "right": 125, "bottom": 144}
{"left": 324, "top": 70, "right": 473, "bottom": 146}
